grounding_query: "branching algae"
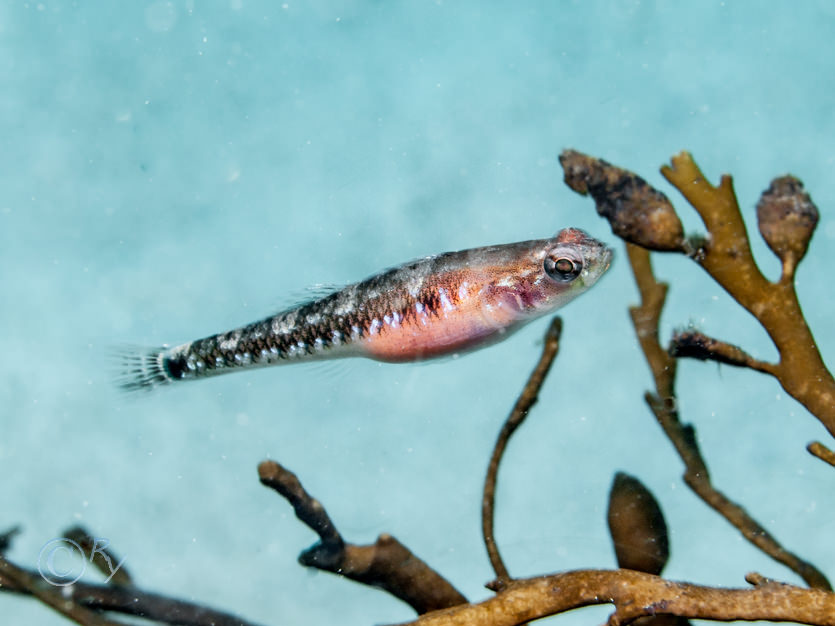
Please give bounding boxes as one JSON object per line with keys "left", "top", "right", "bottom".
{"left": 3, "top": 152, "right": 835, "bottom": 626}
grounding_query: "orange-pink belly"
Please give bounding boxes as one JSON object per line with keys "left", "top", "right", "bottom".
{"left": 358, "top": 297, "right": 520, "bottom": 362}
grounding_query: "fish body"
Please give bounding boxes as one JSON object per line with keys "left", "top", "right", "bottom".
{"left": 119, "top": 228, "right": 612, "bottom": 391}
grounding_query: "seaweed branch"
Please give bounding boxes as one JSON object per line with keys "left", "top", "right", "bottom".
{"left": 669, "top": 330, "right": 777, "bottom": 376}
{"left": 634, "top": 247, "right": 830, "bottom": 590}
{"left": 662, "top": 155, "right": 835, "bottom": 433}
{"left": 398, "top": 569, "right": 835, "bottom": 626}
{"left": 481, "top": 316, "right": 562, "bottom": 590}
{"left": 0, "top": 550, "right": 261, "bottom": 626}
{"left": 561, "top": 149, "right": 835, "bottom": 438}
{"left": 258, "top": 460, "right": 467, "bottom": 615}
{"left": 0, "top": 526, "right": 21, "bottom": 554}
{"left": 0, "top": 554, "right": 126, "bottom": 626}
{"left": 64, "top": 526, "right": 133, "bottom": 588}
{"left": 807, "top": 441, "right": 835, "bottom": 468}
{"left": 560, "top": 152, "right": 830, "bottom": 590}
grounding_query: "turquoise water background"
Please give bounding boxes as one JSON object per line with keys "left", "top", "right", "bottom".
{"left": 2, "top": 2, "right": 835, "bottom": 624}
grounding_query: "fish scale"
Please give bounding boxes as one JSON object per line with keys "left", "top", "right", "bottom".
{"left": 118, "top": 228, "right": 612, "bottom": 391}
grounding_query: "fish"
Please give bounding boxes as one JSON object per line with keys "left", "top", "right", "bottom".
{"left": 118, "top": 227, "right": 612, "bottom": 391}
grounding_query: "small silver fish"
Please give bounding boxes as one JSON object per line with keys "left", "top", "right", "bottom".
{"left": 118, "top": 228, "right": 612, "bottom": 391}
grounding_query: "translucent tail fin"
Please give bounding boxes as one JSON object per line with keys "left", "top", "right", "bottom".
{"left": 113, "top": 346, "right": 173, "bottom": 392}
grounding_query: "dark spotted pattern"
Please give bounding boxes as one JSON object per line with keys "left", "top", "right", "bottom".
{"left": 159, "top": 257, "right": 465, "bottom": 382}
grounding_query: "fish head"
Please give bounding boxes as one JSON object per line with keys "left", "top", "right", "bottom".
{"left": 495, "top": 228, "right": 613, "bottom": 319}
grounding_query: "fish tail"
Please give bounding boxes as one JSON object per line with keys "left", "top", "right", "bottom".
{"left": 113, "top": 345, "right": 175, "bottom": 392}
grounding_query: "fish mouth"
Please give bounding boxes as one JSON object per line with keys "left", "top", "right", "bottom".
{"left": 584, "top": 244, "right": 613, "bottom": 285}
{"left": 600, "top": 245, "right": 614, "bottom": 271}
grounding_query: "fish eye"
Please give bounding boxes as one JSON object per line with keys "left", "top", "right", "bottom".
{"left": 544, "top": 250, "right": 583, "bottom": 282}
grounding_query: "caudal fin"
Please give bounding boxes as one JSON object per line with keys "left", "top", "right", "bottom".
{"left": 113, "top": 346, "right": 173, "bottom": 392}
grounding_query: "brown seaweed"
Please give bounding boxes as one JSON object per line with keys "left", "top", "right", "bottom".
{"left": 3, "top": 152, "right": 835, "bottom": 626}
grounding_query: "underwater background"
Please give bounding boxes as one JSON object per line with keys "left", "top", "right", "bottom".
{"left": 2, "top": 1, "right": 835, "bottom": 624}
